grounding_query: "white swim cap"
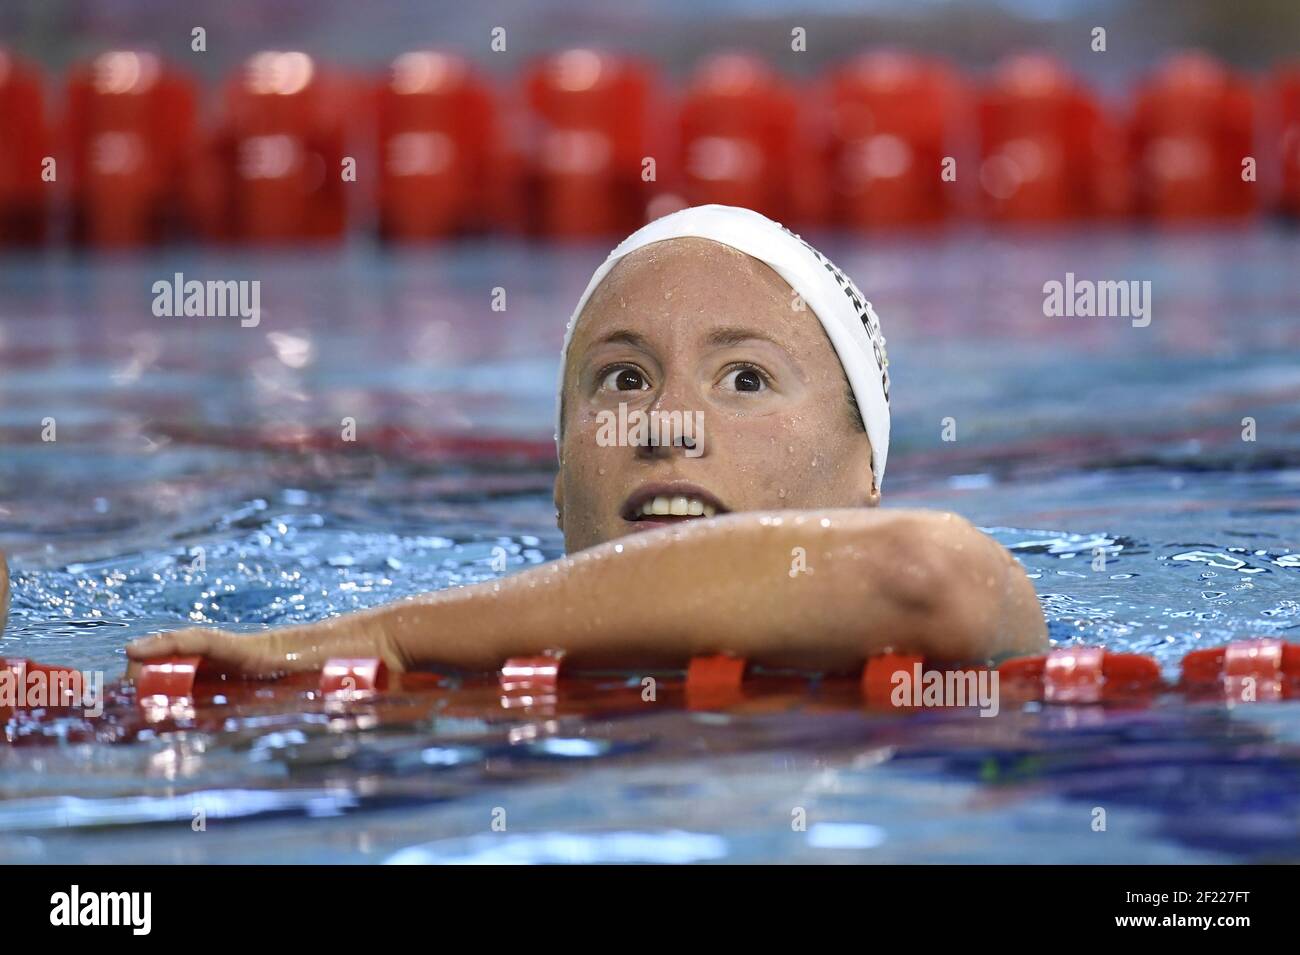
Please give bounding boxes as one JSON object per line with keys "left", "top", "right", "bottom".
{"left": 556, "top": 204, "right": 892, "bottom": 490}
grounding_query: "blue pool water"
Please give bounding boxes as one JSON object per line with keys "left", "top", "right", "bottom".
{"left": 0, "top": 227, "right": 1297, "bottom": 863}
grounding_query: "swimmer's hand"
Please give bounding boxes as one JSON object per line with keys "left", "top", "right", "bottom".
{"left": 126, "top": 620, "right": 409, "bottom": 681}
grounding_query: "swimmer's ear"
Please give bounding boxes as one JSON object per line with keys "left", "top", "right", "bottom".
{"left": 552, "top": 474, "right": 564, "bottom": 529}
{"left": 864, "top": 481, "right": 881, "bottom": 508}
{"left": 858, "top": 441, "right": 880, "bottom": 507}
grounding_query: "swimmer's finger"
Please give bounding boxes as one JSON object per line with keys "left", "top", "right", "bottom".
{"left": 127, "top": 628, "right": 300, "bottom": 680}
{"left": 127, "top": 629, "right": 255, "bottom": 673}
{"left": 126, "top": 630, "right": 197, "bottom": 660}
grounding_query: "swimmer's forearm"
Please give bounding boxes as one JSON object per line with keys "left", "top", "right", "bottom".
{"left": 328, "top": 509, "right": 1046, "bottom": 672}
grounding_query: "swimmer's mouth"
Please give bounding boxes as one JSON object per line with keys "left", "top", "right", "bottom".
{"left": 621, "top": 482, "right": 728, "bottom": 526}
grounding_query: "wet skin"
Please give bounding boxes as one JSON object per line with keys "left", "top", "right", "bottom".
{"left": 125, "top": 238, "right": 1048, "bottom": 675}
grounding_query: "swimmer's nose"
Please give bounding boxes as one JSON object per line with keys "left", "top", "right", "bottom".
{"left": 635, "top": 427, "right": 702, "bottom": 457}
{"left": 635, "top": 379, "right": 706, "bottom": 459}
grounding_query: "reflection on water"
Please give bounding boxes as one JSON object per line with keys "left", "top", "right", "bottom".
{"left": 0, "top": 228, "right": 1298, "bottom": 862}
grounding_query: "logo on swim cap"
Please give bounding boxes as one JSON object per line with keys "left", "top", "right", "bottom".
{"left": 780, "top": 226, "right": 891, "bottom": 406}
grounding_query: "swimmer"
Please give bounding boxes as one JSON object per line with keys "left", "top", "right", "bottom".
{"left": 120, "top": 205, "right": 1047, "bottom": 676}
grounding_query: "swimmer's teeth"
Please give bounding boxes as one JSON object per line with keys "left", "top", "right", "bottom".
{"left": 636, "top": 496, "right": 718, "bottom": 518}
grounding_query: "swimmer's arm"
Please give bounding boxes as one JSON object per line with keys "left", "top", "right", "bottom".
{"left": 127, "top": 509, "right": 1047, "bottom": 676}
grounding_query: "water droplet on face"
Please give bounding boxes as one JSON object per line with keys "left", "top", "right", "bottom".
{"left": 597, "top": 467, "right": 606, "bottom": 476}
{"left": 778, "top": 488, "right": 787, "bottom": 499}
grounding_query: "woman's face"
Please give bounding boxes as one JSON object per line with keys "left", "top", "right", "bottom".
{"left": 556, "top": 236, "right": 878, "bottom": 553}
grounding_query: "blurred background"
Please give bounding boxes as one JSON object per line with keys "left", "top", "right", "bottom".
{"left": 2, "top": 0, "right": 1300, "bottom": 244}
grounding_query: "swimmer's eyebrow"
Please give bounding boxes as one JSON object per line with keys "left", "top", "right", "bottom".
{"left": 587, "top": 329, "right": 652, "bottom": 351}
{"left": 705, "top": 326, "right": 785, "bottom": 350}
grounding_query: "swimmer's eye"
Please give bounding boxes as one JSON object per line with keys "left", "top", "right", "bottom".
{"left": 720, "top": 364, "right": 769, "bottom": 393}
{"left": 600, "top": 365, "right": 651, "bottom": 392}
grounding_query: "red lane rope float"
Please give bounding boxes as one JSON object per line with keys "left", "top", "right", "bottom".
{"left": 686, "top": 654, "right": 745, "bottom": 690}
{"left": 320, "top": 658, "right": 389, "bottom": 697}
{"left": 997, "top": 646, "right": 1162, "bottom": 704}
{"left": 499, "top": 652, "right": 564, "bottom": 710}
{"left": 861, "top": 652, "right": 926, "bottom": 708}
{"left": 685, "top": 654, "right": 747, "bottom": 710}
{"left": 11, "top": 638, "right": 1300, "bottom": 729}
{"left": 1182, "top": 637, "right": 1300, "bottom": 702}
{"left": 135, "top": 656, "right": 391, "bottom": 702}
{"left": 499, "top": 654, "right": 563, "bottom": 693}
{"left": 495, "top": 652, "right": 752, "bottom": 711}
{"left": 135, "top": 656, "right": 205, "bottom": 700}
